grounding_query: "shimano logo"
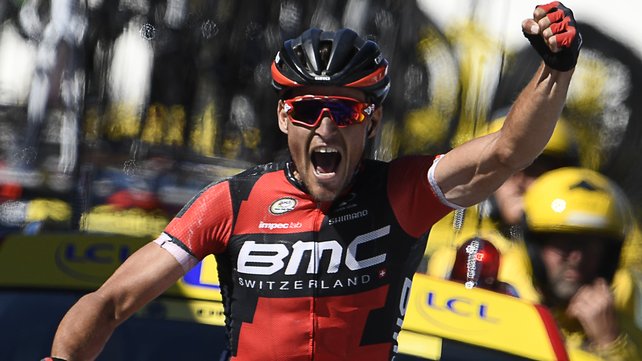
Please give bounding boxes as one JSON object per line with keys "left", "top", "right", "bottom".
{"left": 328, "top": 209, "right": 368, "bottom": 225}
{"left": 258, "top": 221, "right": 303, "bottom": 230}
{"left": 238, "top": 225, "right": 391, "bottom": 275}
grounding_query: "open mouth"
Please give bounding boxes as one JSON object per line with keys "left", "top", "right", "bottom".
{"left": 311, "top": 147, "right": 342, "bottom": 176}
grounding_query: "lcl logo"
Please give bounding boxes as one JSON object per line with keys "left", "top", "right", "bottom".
{"left": 61, "top": 243, "right": 131, "bottom": 264}
{"left": 55, "top": 242, "right": 133, "bottom": 282}
{"left": 424, "top": 291, "right": 499, "bottom": 323}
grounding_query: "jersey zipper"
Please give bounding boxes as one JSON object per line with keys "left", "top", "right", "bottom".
{"left": 310, "top": 200, "right": 329, "bottom": 360}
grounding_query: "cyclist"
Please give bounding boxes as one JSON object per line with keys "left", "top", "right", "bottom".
{"left": 45, "top": 3, "right": 581, "bottom": 360}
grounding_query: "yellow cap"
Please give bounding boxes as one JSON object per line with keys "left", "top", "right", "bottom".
{"left": 523, "top": 167, "right": 631, "bottom": 240}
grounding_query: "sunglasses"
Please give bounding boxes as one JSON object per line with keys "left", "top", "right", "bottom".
{"left": 283, "top": 95, "right": 375, "bottom": 128}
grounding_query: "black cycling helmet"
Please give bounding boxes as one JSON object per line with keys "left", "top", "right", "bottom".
{"left": 271, "top": 28, "right": 390, "bottom": 105}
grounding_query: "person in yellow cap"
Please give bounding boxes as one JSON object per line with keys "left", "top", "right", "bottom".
{"left": 521, "top": 167, "right": 642, "bottom": 360}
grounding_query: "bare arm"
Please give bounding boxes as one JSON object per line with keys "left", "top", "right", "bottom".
{"left": 50, "top": 242, "right": 185, "bottom": 361}
{"left": 435, "top": 63, "right": 573, "bottom": 207}
{"left": 434, "top": 4, "right": 578, "bottom": 207}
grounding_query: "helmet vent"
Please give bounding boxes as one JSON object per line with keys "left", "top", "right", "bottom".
{"left": 317, "top": 42, "right": 331, "bottom": 75}
{"left": 569, "top": 180, "right": 599, "bottom": 191}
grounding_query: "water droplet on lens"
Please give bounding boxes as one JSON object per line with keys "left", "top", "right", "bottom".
{"left": 140, "top": 23, "right": 156, "bottom": 40}
{"left": 201, "top": 20, "right": 218, "bottom": 39}
{"left": 123, "top": 159, "right": 139, "bottom": 176}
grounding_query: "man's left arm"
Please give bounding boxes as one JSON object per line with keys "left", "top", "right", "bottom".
{"left": 433, "top": 1, "right": 581, "bottom": 207}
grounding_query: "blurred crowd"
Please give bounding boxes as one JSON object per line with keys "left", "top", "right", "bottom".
{"left": 2, "top": 0, "right": 642, "bottom": 358}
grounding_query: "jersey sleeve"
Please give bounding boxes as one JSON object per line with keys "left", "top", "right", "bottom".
{"left": 387, "top": 155, "right": 456, "bottom": 238}
{"left": 155, "top": 180, "right": 234, "bottom": 268}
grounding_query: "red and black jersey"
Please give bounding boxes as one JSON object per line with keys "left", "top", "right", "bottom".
{"left": 156, "top": 155, "right": 453, "bottom": 361}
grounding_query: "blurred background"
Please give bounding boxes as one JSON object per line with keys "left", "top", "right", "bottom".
{"left": 0, "top": 0, "right": 641, "bottom": 243}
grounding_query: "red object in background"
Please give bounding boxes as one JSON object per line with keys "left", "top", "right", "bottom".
{"left": 0, "top": 183, "right": 23, "bottom": 201}
{"left": 450, "top": 237, "right": 501, "bottom": 290}
{"left": 107, "top": 189, "right": 160, "bottom": 210}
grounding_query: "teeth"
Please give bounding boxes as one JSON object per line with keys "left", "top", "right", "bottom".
{"left": 315, "top": 147, "right": 338, "bottom": 153}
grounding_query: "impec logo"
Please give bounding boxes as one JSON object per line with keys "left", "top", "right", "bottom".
{"left": 258, "top": 221, "right": 302, "bottom": 230}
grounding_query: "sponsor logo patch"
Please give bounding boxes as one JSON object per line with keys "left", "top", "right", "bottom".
{"left": 269, "top": 197, "right": 297, "bottom": 215}
{"left": 258, "top": 221, "right": 303, "bottom": 230}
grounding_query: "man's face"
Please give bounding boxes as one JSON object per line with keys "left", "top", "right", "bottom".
{"left": 539, "top": 234, "right": 605, "bottom": 302}
{"left": 277, "top": 86, "right": 381, "bottom": 202}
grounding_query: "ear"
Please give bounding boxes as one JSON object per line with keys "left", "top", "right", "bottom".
{"left": 277, "top": 100, "right": 289, "bottom": 134}
{"left": 366, "top": 106, "right": 383, "bottom": 139}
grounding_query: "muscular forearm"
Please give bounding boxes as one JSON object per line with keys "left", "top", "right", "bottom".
{"left": 49, "top": 243, "right": 186, "bottom": 360}
{"left": 500, "top": 0, "right": 581, "bottom": 169}
{"left": 426, "top": 2, "right": 581, "bottom": 207}
{"left": 51, "top": 292, "right": 122, "bottom": 361}
{"left": 495, "top": 63, "right": 574, "bottom": 171}
{"left": 436, "top": 63, "right": 575, "bottom": 207}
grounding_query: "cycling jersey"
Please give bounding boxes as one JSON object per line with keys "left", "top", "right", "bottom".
{"left": 154, "top": 155, "right": 453, "bottom": 361}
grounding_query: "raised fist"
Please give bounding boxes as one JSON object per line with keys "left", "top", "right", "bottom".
{"left": 522, "top": 1, "right": 582, "bottom": 71}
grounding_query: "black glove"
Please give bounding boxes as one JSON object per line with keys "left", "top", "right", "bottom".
{"left": 523, "top": 1, "right": 582, "bottom": 71}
